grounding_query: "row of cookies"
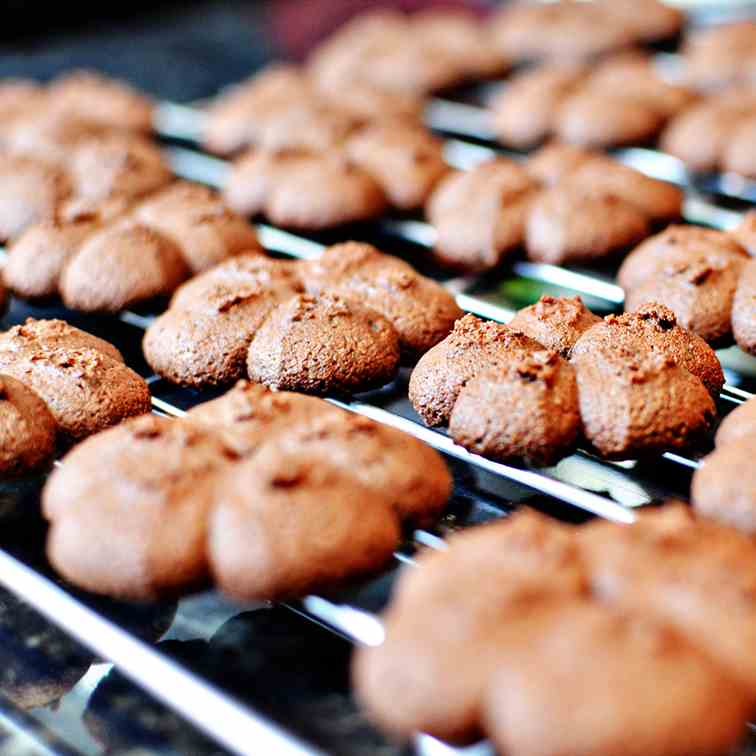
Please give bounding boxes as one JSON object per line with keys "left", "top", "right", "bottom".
{"left": 410, "top": 300, "right": 722, "bottom": 463}
{"left": 143, "top": 243, "right": 461, "bottom": 390}
{"left": 355, "top": 504, "right": 756, "bottom": 756}
{"left": 427, "top": 144, "right": 683, "bottom": 270}
{"left": 42, "top": 380, "right": 452, "bottom": 602}
{"left": 0, "top": 71, "right": 164, "bottom": 242}
{"left": 490, "top": 52, "right": 697, "bottom": 150}
{"left": 618, "top": 221, "right": 756, "bottom": 352}
{"left": 0, "top": 319, "right": 151, "bottom": 474}
{"left": 3, "top": 181, "right": 260, "bottom": 312}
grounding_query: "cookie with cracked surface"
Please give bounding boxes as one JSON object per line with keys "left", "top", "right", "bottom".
{"left": 525, "top": 187, "right": 649, "bottom": 265}
{"left": 508, "top": 295, "right": 602, "bottom": 357}
{"left": 224, "top": 149, "right": 387, "bottom": 229}
{"left": 135, "top": 182, "right": 262, "bottom": 273}
{"left": 0, "top": 321, "right": 150, "bottom": 441}
{"left": 344, "top": 121, "right": 448, "bottom": 211}
{"left": 426, "top": 159, "right": 538, "bottom": 271}
{"left": 246, "top": 293, "right": 400, "bottom": 396}
{"left": 449, "top": 349, "right": 580, "bottom": 466}
{"left": 733, "top": 257, "right": 756, "bottom": 355}
{"left": 143, "top": 260, "right": 303, "bottom": 387}
{"left": 408, "top": 314, "right": 542, "bottom": 426}
{"left": 572, "top": 304, "right": 724, "bottom": 396}
{"left": 59, "top": 223, "right": 188, "bottom": 312}
{"left": 0, "top": 375, "right": 56, "bottom": 475}
{"left": 303, "top": 242, "right": 462, "bottom": 360}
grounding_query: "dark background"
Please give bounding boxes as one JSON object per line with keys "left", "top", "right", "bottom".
{"left": 0, "top": 0, "right": 490, "bottom": 101}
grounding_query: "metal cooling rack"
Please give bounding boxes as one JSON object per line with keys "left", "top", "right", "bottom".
{"left": 2, "top": 40, "right": 756, "bottom": 755}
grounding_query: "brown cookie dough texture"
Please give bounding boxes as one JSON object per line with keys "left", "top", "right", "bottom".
{"left": 681, "top": 21, "right": 756, "bottom": 90}
{"left": 0, "top": 318, "right": 150, "bottom": 441}
{"left": 133, "top": 181, "right": 262, "bottom": 273}
{"left": 246, "top": 293, "right": 400, "bottom": 396}
{"left": 508, "top": 295, "right": 601, "bottom": 357}
{"left": 716, "top": 397, "right": 756, "bottom": 448}
{"left": 525, "top": 187, "right": 649, "bottom": 265}
{"left": 733, "top": 257, "right": 756, "bottom": 355}
{"left": 0, "top": 155, "right": 71, "bottom": 242}
{"left": 489, "top": 65, "right": 586, "bottom": 149}
{"left": 44, "top": 383, "right": 451, "bottom": 600}
{"left": 619, "top": 225, "right": 750, "bottom": 345}
{"left": 449, "top": 350, "right": 580, "bottom": 466}
{"left": 661, "top": 88, "right": 756, "bottom": 176}
{"left": 303, "top": 242, "right": 462, "bottom": 361}
{"left": 344, "top": 121, "right": 448, "bottom": 211}
{"left": 354, "top": 507, "right": 751, "bottom": 754}
{"left": 408, "top": 314, "right": 542, "bottom": 426}
{"left": 427, "top": 159, "right": 538, "bottom": 271}
{"left": 490, "top": 53, "right": 693, "bottom": 150}
{"left": 0, "top": 375, "right": 57, "bottom": 475}
{"left": 570, "top": 307, "right": 718, "bottom": 458}
{"left": 145, "top": 243, "right": 458, "bottom": 391}
{"left": 224, "top": 149, "right": 387, "bottom": 229}
{"left": 59, "top": 223, "right": 189, "bottom": 312}
{"left": 426, "top": 146, "right": 681, "bottom": 271}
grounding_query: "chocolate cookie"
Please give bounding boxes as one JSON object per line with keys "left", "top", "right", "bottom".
{"left": 449, "top": 350, "right": 580, "bottom": 466}
{"left": 489, "top": 65, "right": 586, "bottom": 149}
{"left": 44, "top": 416, "right": 230, "bottom": 598}
{"left": 46, "top": 70, "right": 153, "bottom": 133}
{"left": 426, "top": 159, "right": 538, "bottom": 270}
{"left": 355, "top": 506, "right": 752, "bottom": 753}
{"left": 555, "top": 90, "right": 665, "bottom": 148}
{"left": 188, "top": 381, "right": 451, "bottom": 527}
{"left": 572, "top": 304, "right": 724, "bottom": 396}
{"left": 408, "top": 314, "right": 541, "bottom": 426}
{"left": 0, "top": 375, "right": 57, "bottom": 475}
{"left": 246, "top": 293, "right": 401, "bottom": 395}
{"left": 44, "top": 386, "right": 451, "bottom": 600}
{"left": 4, "top": 218, "right": 97, "bottom": 300}
{"left": 484, "top": 602, "right": 749, "bottom": 756}
{"left": 354, "top": 511, "right": 586, "bottom": 743}
{"left": 525, "top": 186, "right": 649, "bottom": 265}
{"left": 303, "top": 242, "right": 462, "bottom": 360}
{"left": 618, "top": 226, "right": 749, "bottom": 345}
{"left": 143, "top": 258, "right": 304, "bottom": 386}
{"left": 135, "top": 182, "right": 262, "bottom": 273}
{"left": 733, "top": 257, "right": 756, "bottom": 355}
{"left": 224, "top": 149, "right": 387, "bottom": 229}
{"left": 344, "top": 121, "right": 448, "bottom": 211}
{"left": 660, "top": 93, "right": 756, "bottom": 174}
{"left": 0, "top": 319, "right": 150, "bottom": 441}
{"left": 59, "top": 223, "right": 189, "bottom": 312}
{"left": 0, "top": 155, "right": 71, "bottom": 241}
{"left": 508, "top": 295, "right": 602, "bottom": 357}
{"left": 716, "top": 397, "right": 756, "bottom": 448}
{"left": 67, "top": 134, "right": 171, "bottom": 205}
{"left": 558, "top": 155, "right": 683, "bottom": 222}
